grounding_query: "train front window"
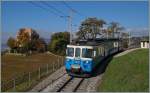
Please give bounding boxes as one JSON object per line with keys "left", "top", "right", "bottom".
{"left": 82, "top": 48, "right": 93, "bottom": 58}
{"left": 75, "top": 48, "right": 80, "bottom": 57}
{"left": 67, "top": 47, "right": 74, "bottom": 57}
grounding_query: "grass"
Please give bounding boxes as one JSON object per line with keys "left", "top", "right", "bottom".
{"left": 2, "top": 53, "right": 63, "bottom": 81}
{"left": 6, "top": 71, "right": 53, "bottom": 92}
{"left": 97, "top": 49, "right": 149, "bottom": 92}
{"left": 1, "top": 53, "right": 64, "bottom": 91}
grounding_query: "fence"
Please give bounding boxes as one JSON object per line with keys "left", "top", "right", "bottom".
{"left": 1, "top": 56, "right": 65, "bottom": 92}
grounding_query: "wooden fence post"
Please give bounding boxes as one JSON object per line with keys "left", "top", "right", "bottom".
{"left": 47, "top": 64, "right": 49, "bottom": 74}
{"left": 38, "top": 67, "right": 41, "bottom": 79}
{"left": 53, "top": 62, "right": 54, "bottom": 72}
{"left": 13, "top": 78, "right": 16, "bottom": 91}
{"left": 28, "top": 72, "right": 31, "bottom": 86}
{"left": 59, "top": 58, "right": 61, "bottom": 67}
{"left": 58, "top": 58, "right": 59, "bottom": 68}
{"left": 62, "top": 57, "right": 64, "bottom": 66}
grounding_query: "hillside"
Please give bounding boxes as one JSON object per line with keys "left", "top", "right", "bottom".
{"left": 97, "top": 49, "right": 149, "bottom": 92}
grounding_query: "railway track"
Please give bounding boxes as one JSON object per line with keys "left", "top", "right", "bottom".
{"left": 42, "top": 73, "right": 84, "bottom": 92}
{"left": 57, "top": 77, "right": 84, "bottom": 92}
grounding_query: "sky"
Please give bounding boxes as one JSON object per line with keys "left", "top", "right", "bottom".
{"left": 1, "top": 1, "right": 149, "bottom": 44}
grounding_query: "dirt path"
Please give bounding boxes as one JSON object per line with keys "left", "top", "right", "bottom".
{"left": 114, "top": 48, "right": 141, "bottom": 58}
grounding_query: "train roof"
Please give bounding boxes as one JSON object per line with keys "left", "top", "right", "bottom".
{"left": 67, "top": 45, "right": 93, "bottom": 49}
{"left": 71, "top": 38, "right": 121, "bottom": 46}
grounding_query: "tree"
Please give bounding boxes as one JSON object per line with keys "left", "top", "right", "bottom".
{"left": 7, "top": 37, "right": 16, "bottom": 49}
{"left": 7, "top": 37, "right": 17, "bottom": 52}
{"left": 16, "top": 29, "right": 31, "bottom": 53}
{"left": 48, "top": 32, "right": 70, "bottom": 55}
{"left": 121, "top": 32, "right": 129, "bottom": 48}
{"left": 30, "top": 29, "right": 40, "bottom": 50}
{"left": 7, "top": 28, "right": 48, "bottom": 54}
{"left": 16, "top": 28, "right": 42, "bottom": 53}
{"left": 77, "top": 17, "right": 106, "bottom": 40}
{"left": 35, "top": 38, "right": 47, "bottom": 52}
{"left": 121, "top": 32, "right": 129, "bottom": 39}
{"left": 107, "top": 22, "right": 124, "bottom": 38}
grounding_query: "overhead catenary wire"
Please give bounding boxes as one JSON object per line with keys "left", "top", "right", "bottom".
{"left": 62, "top": 1, "right": 77, "bottom": 12}
{"left": 61, "top": 1, "right": 87, "bottom": 35}
{"left": 28, "top": 1, "right": 81, "bottom": 41}
{"left": 40, "top": 1, "right": 67, "bottom": 17}
{"left": 28, "top": 1, "right": 74, "bottom": 33}
{"left": 29, "top": 1, "right": 87, "bottom": 20}
{"left": 62, "top": 1, "right": 87, "bottom": 18}
{"left": 28, "top": 1, "right": 62, "bottom": 17}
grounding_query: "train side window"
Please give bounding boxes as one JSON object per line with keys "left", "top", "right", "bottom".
{"left": 93, "top": 50, "right": 96, "bottom": 57}
{"left": 82, "top": 48, "right": 93, "bottom": 58}
{"left": 101, "top": 47, "right": 103, "bottom": 55}
{"left": 98, "top": 47, "right": 100, "bottom": 55}
{"left": 102, "top": 47, "right": 105, "bottom": 56}
{"left": 93, "top": 48, "right": 98, "bottom": 57}
{"left": 97, "top": 48, "right": 99, "bottom": 56}
{"left": 100, "top": 47, "right": 103, "bottom": 55}
{"left": 75, "top": 48, "right": 80, "bottom": 57}
{"left": 67, "top": 47, "right": 74, "bottom": 57}
{"left": 99, "top": 47, "right": 102, "bottom": 56}
{"left": 99, "top": 47, "right": 101, "bottom": 55}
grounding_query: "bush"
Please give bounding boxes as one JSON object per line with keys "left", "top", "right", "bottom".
{"left": 48, "top": 32, "right": 70, "bottom": 56}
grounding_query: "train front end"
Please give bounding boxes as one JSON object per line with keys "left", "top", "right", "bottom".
{"left": 65, "top": 45, "right": 94, "bottom": 77}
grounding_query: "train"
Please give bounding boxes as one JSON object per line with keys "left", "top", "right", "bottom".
{"left": 65, "top": 38, "right": 123, "bottom": 77}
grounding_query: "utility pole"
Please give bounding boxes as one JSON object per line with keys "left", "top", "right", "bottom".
{"left": 61, "top": 9, "right": 73, "bottom": 44}
{"left": 118, "top": 31, "right": 120, "bottom": 40}
{"left": 68, "top": 10, "right": 73, "bottom": 44}
{"left": 114, "top": 27, "right": 117, "bottom": 39}
{"left": 128, "top": 31, "right": 131, "bottom": 48}
{"left": 105, "top": 24, "right": 109, "bottom": 39}
{"left": 107, "top": 29, "right": 108, "bottom": 39}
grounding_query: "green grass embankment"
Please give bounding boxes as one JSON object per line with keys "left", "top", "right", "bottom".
{"left": 97, "top": 49, "right": 149, "bottom": 92}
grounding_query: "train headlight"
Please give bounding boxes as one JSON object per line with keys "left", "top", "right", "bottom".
{"left": 86, "top": 61, "right": 89, "bottom": 63}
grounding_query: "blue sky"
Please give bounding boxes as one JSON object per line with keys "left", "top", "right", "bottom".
{"left": 1, "top": 1, "right": 149, "bottom": 44}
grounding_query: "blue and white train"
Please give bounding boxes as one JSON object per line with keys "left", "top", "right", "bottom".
{"left": 65, "top": 39, "right": 123, "bottom": 77}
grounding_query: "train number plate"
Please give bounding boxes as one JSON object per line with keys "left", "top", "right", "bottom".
{"left": 71, "top": 65, "right": 80, "bottom": 69}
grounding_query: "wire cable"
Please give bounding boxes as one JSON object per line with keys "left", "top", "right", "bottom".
{"left": 28, "top": 1, "right": 61, "bottom": 17}
{"left": 40, "top": 1, "right": 67, "bottom": 16}
{"left": 62, "top": 1, "right": 87, "bottom": 18}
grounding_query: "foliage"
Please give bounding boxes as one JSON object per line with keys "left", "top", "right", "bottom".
{"left": 48, "top": 32, "right": 70, "bottom": 56}
{"left": 122, "top": 39, "right": 129, "bottom": 48}
{"left": 7, "top": 37, "right": 17, "bottom": 52}
{"left": 16, "top": 29, "right": 30, "bottom": 47}
{"left": 107, "top": 22, "right": 124, "bottom": 38}
{"left": 7, "top": 28, "right": 47, "bottom": 54}
{"left": 35, "top": 38, "right": 47, "bottom": 53}
{"left": 77, "top": 17, "right": 106, "bottom": 40}
{"left": 77, "top": 18, "right": 125, "bottom": 40}
{"left": 7, "top": 37, "right": 16, "bottom": 48}
{"left": 121, "top": 32, "right": 129, "bottom": 48}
